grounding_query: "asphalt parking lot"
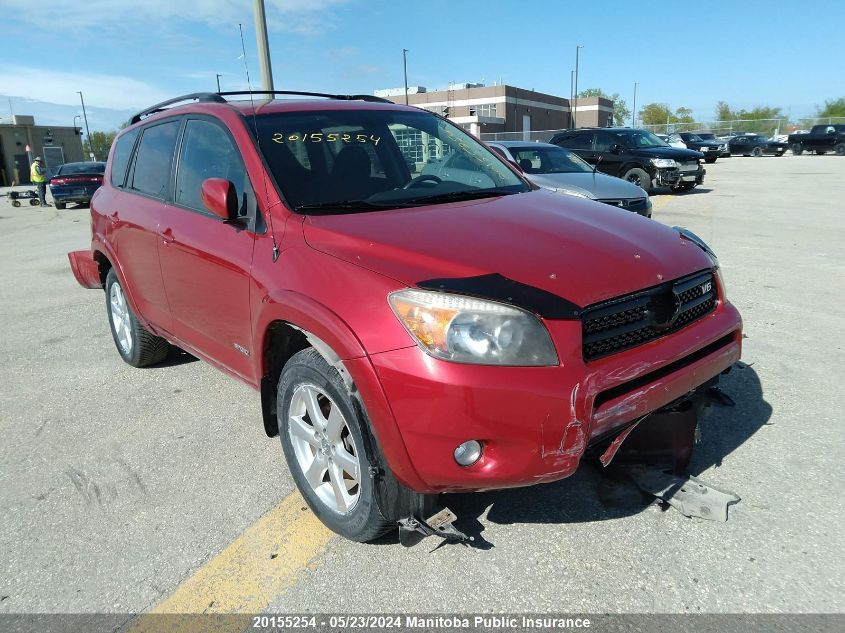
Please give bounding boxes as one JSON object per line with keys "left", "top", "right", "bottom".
{"left": 1, "top": 154, "right": 844, "bottom": 620}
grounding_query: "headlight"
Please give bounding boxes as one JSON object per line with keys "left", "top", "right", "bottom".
{"left": 388, "top": 289, "right": 558, "bottom": 366}
{"left": 650, "top": 158, "right": 678, "bottom": 168}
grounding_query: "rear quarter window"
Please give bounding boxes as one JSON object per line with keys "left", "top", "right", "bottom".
{"left": 110, "top": 128, "right": 140, "bottom": 187}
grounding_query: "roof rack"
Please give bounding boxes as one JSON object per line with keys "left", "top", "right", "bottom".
{"left": 129, "top": 91, "right": 395, "bottom": 124}
{"left": 130, "top": 93, "right": 226, "bottom": 124}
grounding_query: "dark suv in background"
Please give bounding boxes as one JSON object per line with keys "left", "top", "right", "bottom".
{"left": 549, "top": 128, "right": 706, "bottom": 193}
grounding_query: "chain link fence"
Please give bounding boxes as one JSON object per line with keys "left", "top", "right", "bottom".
{"left": 480, "top": 117, "right": 845, "bottom": 143}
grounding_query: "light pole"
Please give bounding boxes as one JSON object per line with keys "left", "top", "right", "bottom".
{"left": 76, "top": 91, "right": 93, "bottom": 161}
{"left": 632, "top": 82, "right": 637, "bottom": 127}
{"left": 402, "top": 49, "right": 409, "bottom": 105}
{"left": 573, "top": 45, "right": 584, "bottom": 128}
{"left": 216, "top": 74, "right": 222, "bottom": 92}
{"left": 253, "top": 0, "right": 274, "bottom": 91}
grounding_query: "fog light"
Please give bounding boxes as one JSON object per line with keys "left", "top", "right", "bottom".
{"left": 454, "top": 440, "right": 483, "bottom": 466}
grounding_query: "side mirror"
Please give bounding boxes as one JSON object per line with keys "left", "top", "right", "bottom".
{"left": 201, "top": 178, "right": 237, "bottom": 221}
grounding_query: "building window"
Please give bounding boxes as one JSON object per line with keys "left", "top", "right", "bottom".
{"left": 475, "top": 103, "right": 497, "bottom": 118}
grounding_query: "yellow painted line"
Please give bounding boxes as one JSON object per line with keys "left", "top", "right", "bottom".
{"left": 130, "top": 491, "right": 333, "bottom": 633}
{"left": 651, "top": 195, "right": 674, "bottom": 212}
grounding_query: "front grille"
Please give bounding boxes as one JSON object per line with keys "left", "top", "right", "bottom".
{"left": 581, "top": 270, "right": 717, "bottom": 361}
{"left": 679, "top": 160, "right": 699, "bottom": 172}
{"left": 597, "top": 197, "right": 648, "bottom": 213}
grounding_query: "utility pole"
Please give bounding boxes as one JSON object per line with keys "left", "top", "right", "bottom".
{"left": 216, "top": 74, "right": 222, "bottom": 92}
{"left": 253, "top": 0, "right": 274, "bottom": 91}
{"left": 76, "top": 91, "right": 93, "bottom": 161}
{"left": 573, "top": 45, "right": 583, "bottom": 128}
{"left": 632, "top": 82, "right": 637, "bottom": 127}
{"left": 402, "top": 49, "right": 409, "bottom": 105}
{"left": 569, "top": 70, "right": 575, "bottom": 129}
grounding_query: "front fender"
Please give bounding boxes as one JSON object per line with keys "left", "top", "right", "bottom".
{"left": 253, "top": 291, "right": 426, "bottom": 491}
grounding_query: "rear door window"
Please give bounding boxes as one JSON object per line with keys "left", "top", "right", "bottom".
{"left": 130, "top": 120, "right": 180, "bottom": 198}
{"left": 565, "top": 133, "right": 594, "bottom": 151}
{"left": 593, "top": 132, "right": 616, "bottom": 152}
{"left": 110, "top": 128, "right": 140, "bottom": 187}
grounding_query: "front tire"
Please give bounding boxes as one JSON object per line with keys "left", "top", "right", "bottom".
{"left": 672, "top": 182, "right": 696, "bottom": 193}
{"left": 55, "top": 201, "right": 66, "bottom": 210}
{"left": 105, "top": 269, "right": 169, "bottom": 367}
{"left": 835, "top": 143, "right": 845, "bottom": 156}
{"left": 815, "top": 150, "right": 826, "bottom": 155}
{"left": 792, "top": 143, "right": 803, "bottom": 155}
{"left": 751, "top": 147, "right": 763, "bottom": 157}
{"left": 622, "top": 167, "right": 652, "bottom": 192}
{"left": 278, "top": 348, "right": 401, "bottom": 542}
{"left": 705, "top": 157, "right": 717, "bottom": 164}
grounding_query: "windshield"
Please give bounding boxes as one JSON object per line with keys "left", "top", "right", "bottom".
{"left": 681, "top": 133, "right": 702, "bottom": 142}
{"left": 619, "top": 131, "right": 669, "bottom": 148}
{"left": 58, "top": 162, "right": 105, "bottom": 175}
{"left": 697, "top": 133, "right": 716, "bottom": 140}
{"left": 254, "top": 109, "right": 528, "bottom": 212}
{"left": 507, "top": 145, "right": 592, "bottom": 174}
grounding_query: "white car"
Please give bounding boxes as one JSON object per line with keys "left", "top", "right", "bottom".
{"left": 656, "top": 133, "right": 687, "bottom": 149}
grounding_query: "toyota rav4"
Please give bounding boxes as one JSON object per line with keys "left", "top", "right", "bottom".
{"left": 68, "top": 92, "right": 742, "bottom": 542}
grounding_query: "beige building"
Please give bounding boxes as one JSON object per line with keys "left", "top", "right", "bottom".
{"left": 375, "top": 83, "right": 614, "bottom": 139}
{"left": 0, "top": 115, "right": 85, "bottom": 185}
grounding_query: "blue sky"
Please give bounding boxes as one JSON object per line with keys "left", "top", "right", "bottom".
{"left": 1, "top": 0, "right": 843, "bottom": 131}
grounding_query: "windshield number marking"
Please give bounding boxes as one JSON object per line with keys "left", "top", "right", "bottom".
{"left": 272, "top": 132, "right": 381, "bottom": 145}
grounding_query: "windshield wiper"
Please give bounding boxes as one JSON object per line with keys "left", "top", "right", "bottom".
{"left": 404, "top": 189, "right": 519, "bottom": 205}
{"left": 294, "top": 199, "right": 407, "bottom": 214}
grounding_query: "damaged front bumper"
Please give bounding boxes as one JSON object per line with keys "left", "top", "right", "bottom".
{"left": 369, "top": 300, "right": 742, "bottom": 494}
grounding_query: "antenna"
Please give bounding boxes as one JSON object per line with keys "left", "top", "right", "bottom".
{"left": 239, "top": 22, "right": 280, "bottom": 263}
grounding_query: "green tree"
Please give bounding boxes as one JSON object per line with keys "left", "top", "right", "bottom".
{"left": 817, "top": 98, "right": 845, "bottom": 118}
{"left": 638, "top": 102, "right": 673, "bottom": 126}
{"left": 86, "top": 130, "right": 117, "bottom": 162}
{"left": 715, "top": 101, "right": 734, "bottom": 121}
{"left": 578, "top": 88, "right": 631, "bottom": 126}
{"left": 674, "top": 107, "right": 695, "bottom": 124}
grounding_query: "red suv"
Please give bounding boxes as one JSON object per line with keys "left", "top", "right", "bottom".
{"left": 68, "top": 92, "right": 742, "bottom": 542}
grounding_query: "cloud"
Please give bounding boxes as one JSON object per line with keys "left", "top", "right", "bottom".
{"left": 0, "top": 67, "right": 171, "bottom": 111}
{"left": 0, "top": 0, "right": 351, "bottom": 34}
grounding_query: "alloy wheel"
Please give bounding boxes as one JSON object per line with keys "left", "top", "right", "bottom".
{"left": 288, "top": 383, "right": 361, "bottom": 513}
{"left": 109, "top": 282, "right": 133, "bottom": 356}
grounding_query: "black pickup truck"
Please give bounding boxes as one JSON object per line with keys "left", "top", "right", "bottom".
{"left": 788, "top": 124, "right": 845, "bottom": 155}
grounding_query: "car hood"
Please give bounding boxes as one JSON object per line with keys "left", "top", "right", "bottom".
{"left": 302, "top": 189, "right": 712, "bottom": 309}
{"left": 627, "top": 146, "right": 703, "bottom": 160}
{"left": 528, "top": 172, "right": 647, "bottom": 200}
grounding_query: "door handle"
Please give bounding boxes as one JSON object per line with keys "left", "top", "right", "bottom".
{"left": 160, "top": 227, "right": 175, "bottom": 245}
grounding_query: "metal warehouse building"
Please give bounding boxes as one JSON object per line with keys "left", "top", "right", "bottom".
{"left": 0, "top": 116, "right": 85, "bottom": 185}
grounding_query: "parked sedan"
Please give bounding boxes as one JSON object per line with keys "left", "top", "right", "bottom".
{"left": 672, "top": 132, "right": 726, "bottom": 163}
{"left": 487, "top": 141, "right": 652, "bottom": 217}
{"left": 49, "top": 161, "right": 105, "bottom": 209}
{"left": 727, "top": 135, "right": 788, "bottom": 157}
{"left": 697, "top": 132, "right": 731, "bottom": 157}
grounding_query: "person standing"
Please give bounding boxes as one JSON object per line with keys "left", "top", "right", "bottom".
{"left": 30, "top": 157, "right": 50, "bottom": 207}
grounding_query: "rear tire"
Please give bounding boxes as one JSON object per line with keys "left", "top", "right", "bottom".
{"left": 105, "top": 268, "right": 169, "bottom": 367}
{"left": 55, "top": 201, "right": 66, "bottom": 210}
{"left": 836, "top": 143, "right": 845, "bottom": 156}
{"left": 29, "top": 198, "right": 40, "bottom": 206}
{"left": 815, "top": 150, "right": 826, "bottom": 155}
{"left": 12, "top": 200, "right": 20, "bottom": 207}
{"left": 705, "top": 157, "right": 717, "bottom": 164}
{"left": 792, "top": 143, "right": 803, "bottom": 155}
{"left": 278, "top": 348, "right": 417, "bottom": 542}
{"left": 751, "top": 147, "right": 763, "bottom": 157}
{"left": 622, "top": 167, "right": 652, "bottom": 192}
